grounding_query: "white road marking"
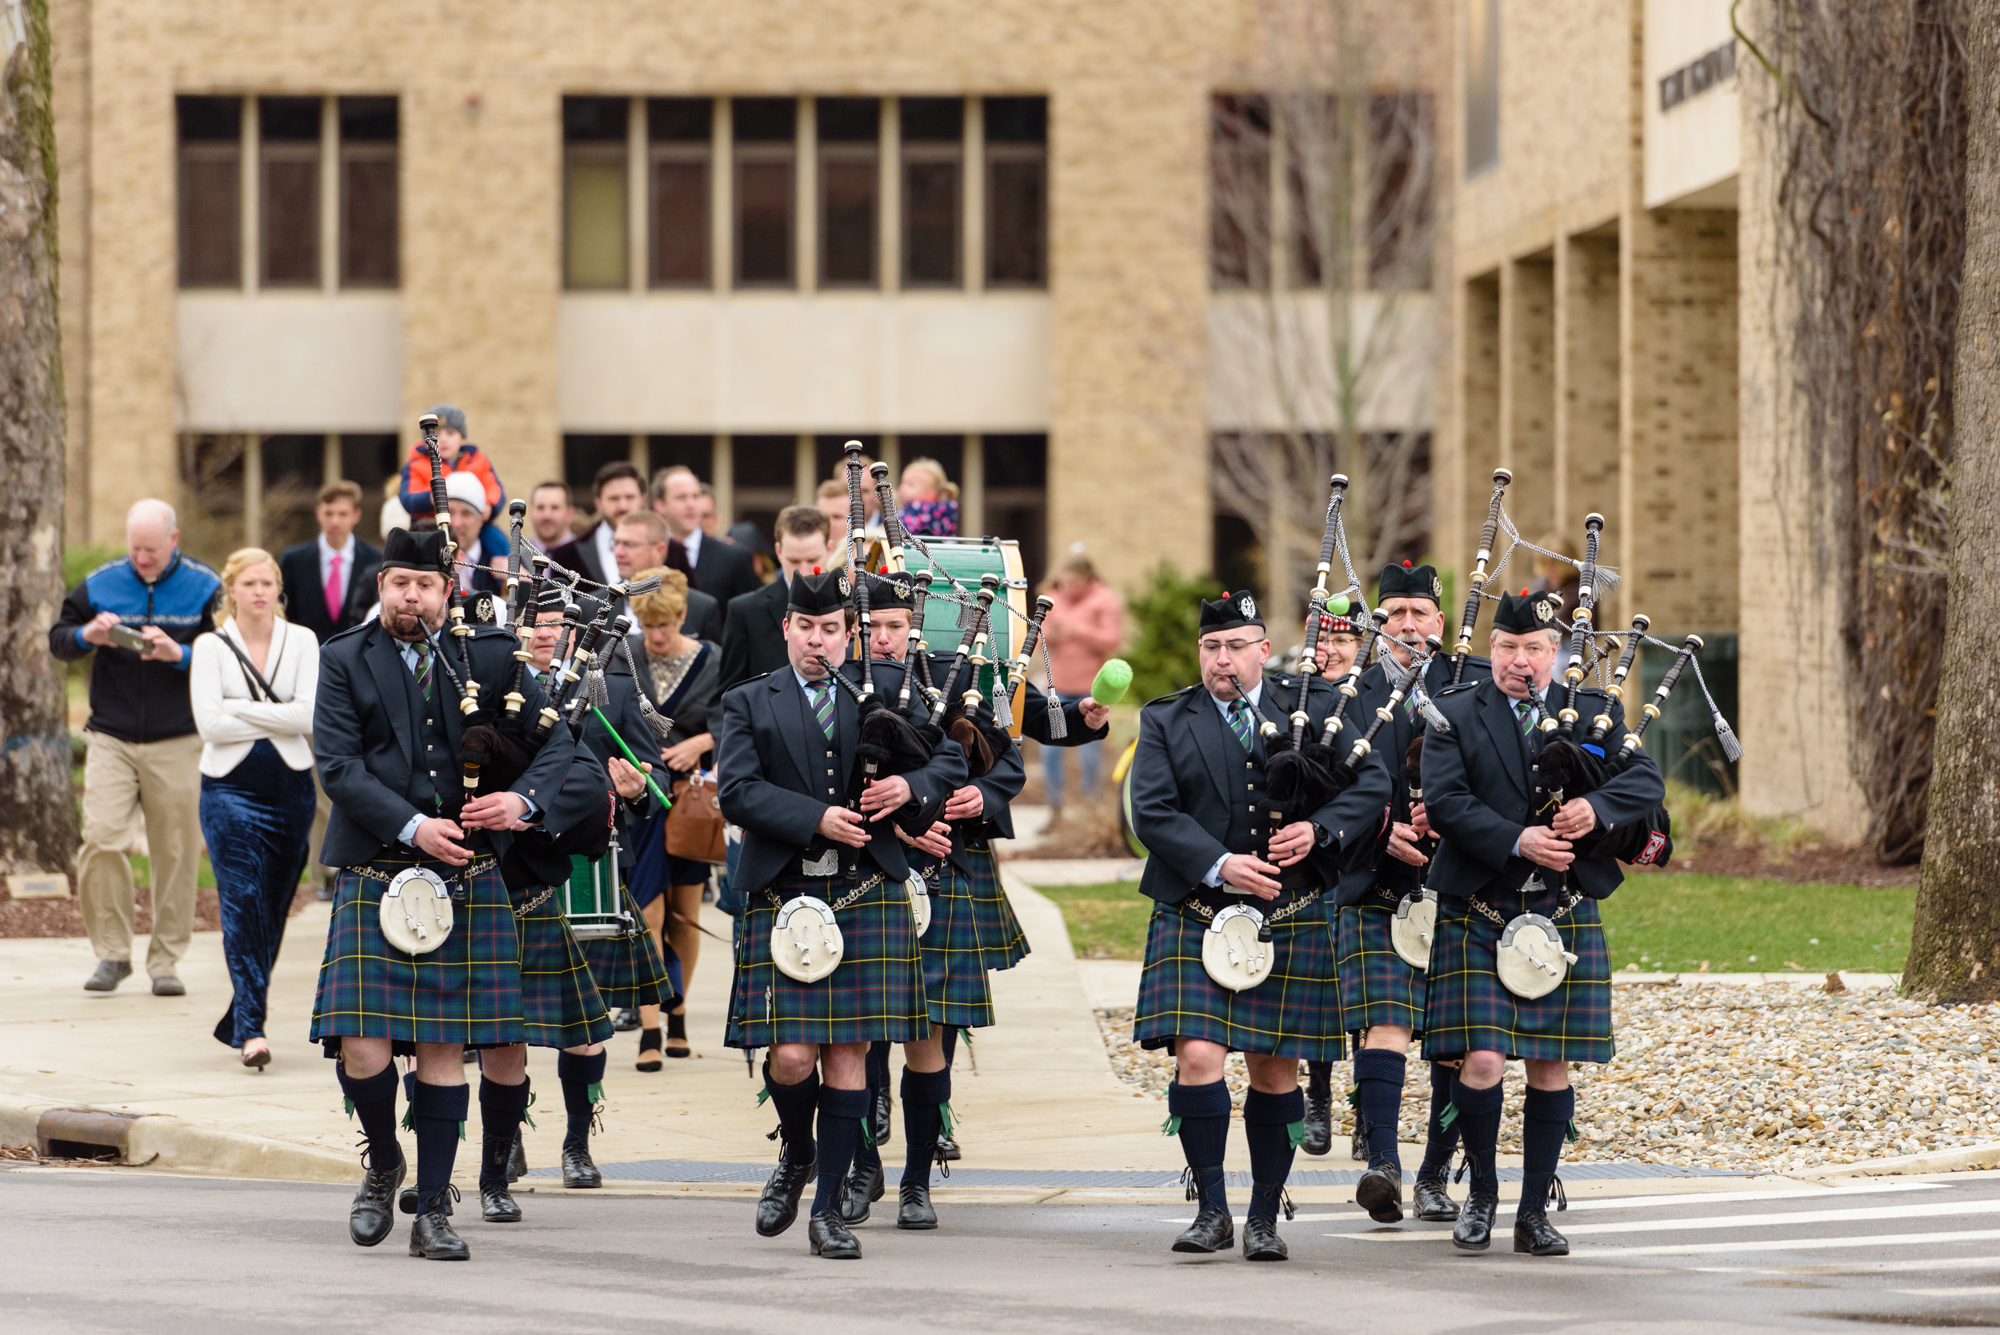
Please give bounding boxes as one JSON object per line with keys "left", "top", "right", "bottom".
{"left": 1328, "top": 1199, "right": 2000, "bottom": 1244}
{"left": 1891, "top": 1288, "right": 2000, "bottom": 1297}
{"left": 1689, "top": 1256, "right": 2000, "bottom": 1275}
{"left": 1162, "top": 1181, "right": 1939, "bottom": 1227}
{"left": 1601, "top": 1228, "right": 2000, "bottom": 1257}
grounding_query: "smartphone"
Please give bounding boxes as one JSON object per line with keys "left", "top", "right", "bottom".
{"left": 106, "top": 624, "right": 150, "bottom": 653}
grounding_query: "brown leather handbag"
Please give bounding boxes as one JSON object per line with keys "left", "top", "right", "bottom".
{"left": 664, "top": 773, "right": 726, "bottom": 864}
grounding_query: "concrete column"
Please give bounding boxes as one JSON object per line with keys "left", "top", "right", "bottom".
{"left": 712, "top": 98, "right": 733, "bottom": 293}
{"left": 1453, "top": 271, "right": 1502, "bottom": 618}
{"left": 796, "top": 97, "right": 817, "bottom": 292}
{"left": 712, "top": 435, "right": 733, "bottom": 526}
{"left": 961, "top": 434, "right": 985, "bottom": 537}
{"left": 963, "top": 98, "right": 984, "bottom": 294}
{"left": 879, "top": 97, "right": 899, "bottom": 295}
{"left": 1499, "top": 255, "right": 1555, "bottom": 544}
{"left": 1554, "top": 230, "right": 1621, "bottom": 585}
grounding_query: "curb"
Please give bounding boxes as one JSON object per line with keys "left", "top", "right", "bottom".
{"left": 0, "top": 1094, "right": 355, "bottom": 1184}
{"left": 1798, "top": 1141, "right": 2000, "bottom": 1179}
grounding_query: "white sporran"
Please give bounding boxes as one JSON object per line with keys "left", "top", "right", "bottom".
{"left": 1495, "top": 912, "right": 1578, "bottom": 1000}
{"left": 1201, "top": 904, "right": 1274, "bottom": 992}
{"left": 1391, "top": 888, "right": 1437, "bottom": 971}
{"left": 772, "top": 895, "right": 844, "bottom": 983}
{"left": 906, "top": 871, "right": 932, "bottom": 937}
{"left": 379, "top": 867, "right": 454, "bottom": 956}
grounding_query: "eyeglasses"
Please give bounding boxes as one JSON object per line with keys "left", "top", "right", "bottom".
{"left": 1198, "top": 638, "right": 1264, "bottom": 655}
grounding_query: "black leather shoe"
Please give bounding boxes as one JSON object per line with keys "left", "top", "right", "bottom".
{"left": 611, "top": 1008, "right": 640, "bottom": 1032}
{"left": 869, "top": 1088, "right": 893, "bottom": 1148}
{"left": 1300, "top": 1091, "right": 1333, "bottom": 1156}
{"left": 755, "top": 1153, "right": 816, "bottom": 1237}
{"left": 897, "top": 1180, "right": 938, "bottom": 1230}
{"left": 808, "top": 1212, "right": 863, "bottom": 1258}
{"left": 397, "top": 1185, "right": 452, "bottom": 1216}
{"left": 1350, "top": 1126, "right": 1368, "bottom": 1162}
{"left": 408, "top": 1210, "right": 470, "bottom": 1260}
{"left": 1171, "top": 1205, "right": 1235, "bottom": 1254}
{"left": 83, "top": 960, "right": 132, "bottom": 993}
{"left": 563, "top": 1143, "right": 602, "bottom": 1188}
{"left": 506, "top": 1130, "right": 527, "bottom": 1184}
{"left": 1413, "top": 1173, "right": 1460, "bottom": 1222}
{"left": 1452, "top": 1193, "right": 1499, "bottom": 1252}
{"left": 936, "top": 1132, "right": 961, "bottom": 1162}
{"left": 1355, "top": 1165, "right": 1404, "bottom": 1224}
{"left": 1514, "top": 1210, "right": 1570, "bottom": 1256}
{"left": 838, "top": 1160, "right": 884, "bottom": 1225}
{"left": 479, "top": 1181, "right": 521, "bottom": 1223}
{"left": 1242, "top": 1214, "right": 1288, "bottom": 1261}
{"left": 349, "top": 1151, "right": 405, "bottom": 1247}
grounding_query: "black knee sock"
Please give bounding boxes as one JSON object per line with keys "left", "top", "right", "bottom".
{"left": 810, "top": 1086, "right": 869, "bottom": 1217}
{"left": 764, "top": 1066, "right": 821, "bottom": 1163}
{"left": 557, "top": 1050, "right": 606, "bottom": 1153}
{"left": 1418, "top": 1062, "right": 1460, "bottom": 1179}
{"left": 1168, "top": 1079, "right": 1232, "bottom": 1213}
{"left": 477, "top": 1076, "right": 531, "bottom": 1188}
{"left": 900, "top": 1067, "right": 951, "bottom": 1187}
{"left": 939, "top": 1025, "right": 960, "bottom": 1070}
{"left": 1450, "top": 1075, "right": 1504, "bottom": 1198}
{"left": 1240, "top": 1087, "right": 1305, "bottom": 1220}
{"left": 1518, "top": 1085, "right": 1575, "bottom": 1217}
{"left": 1352, "top": 1049, "right": 1407, "bottom": 1172}
{"left": 866, "top": 1040, "right": 892, "bottom": 1089}
{"left": 337, "top": 1063, "right": 401, "bottom": 1168}
{"left": 1306, "top": 1059, "right": 1332, "bottom": 1102}
{"left": 410, "top": 1080, "right": 469, "bottom": 1212}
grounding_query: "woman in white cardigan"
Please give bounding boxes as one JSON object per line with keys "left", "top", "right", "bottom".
{"left": 191, "top": 548, "right": 320, "bottom": 1069}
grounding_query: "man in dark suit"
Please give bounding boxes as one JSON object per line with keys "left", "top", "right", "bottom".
{"left": 280, "top": 481, "right": 383, "bottom": 640}
{"left": 716, "top": 568, "right": 965, "bottom": 1261}
{"left": 719, "top": 505, "right": 831, "bottom": 688}
{"left": 1420, "top": 587, "right": 1664, "bottom": 1258}
{"left": 1320, "top": 562, "right": 1491, "bottom": 1218}
{"left": 1128, "top": 592, "right": 1390, "bottom": 1262}
{"left": 308, "top": 527, "right": 609, "bottom": 1261}
{"left": 550, "top": 460, "right": 693, "bottom": 589}
{"left": 654, "top": 464, "right": 760, "bottom": 606}
{"left": 611, "top": 509, "right": 720, "bottom": 642}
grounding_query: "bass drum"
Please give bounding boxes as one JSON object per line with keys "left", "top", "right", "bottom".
{"left": 1113, "top": 738, "right": 1146, "bottom": 859}
{"left": 899, "top": 537, "right": 1028, "bottom": 727}
{"left": 564, "top": 853, "right": 631, "bottom": 941}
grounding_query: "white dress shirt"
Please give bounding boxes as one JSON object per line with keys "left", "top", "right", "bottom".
{"left": 593, "top": 521, "right": 619, "bottom": 580}
{"left": 681, "top": 526, "right": 703, "bottom": 569}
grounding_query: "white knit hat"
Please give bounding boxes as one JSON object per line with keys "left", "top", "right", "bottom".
{"left": 442, "top": 469, "right": 488, "bottom": 518}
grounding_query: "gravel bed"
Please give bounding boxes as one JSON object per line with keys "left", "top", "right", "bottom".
{"left": 1096, "top": 986, "right": 1998, "bottom": 1173}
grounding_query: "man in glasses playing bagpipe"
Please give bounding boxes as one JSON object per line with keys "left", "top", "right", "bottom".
{"left": 308, "top": 526, "right": 620, "bottom": 1261}
{"left": 1128, "top": 590, "right": 1392, "bottom": 1261}
{"left": 716, "top": 567, "right": 968, "bottom": 1259}
{"left": 1419, "top": 580, "right": 1664, "bottom": 1256}
{"left": 1316, "top": 560, "right": 1489, "bottom": 1223}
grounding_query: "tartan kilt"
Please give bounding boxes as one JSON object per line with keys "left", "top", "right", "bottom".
{"left": 1132, "top": 896, "right": 1344, "bottom": 1062}
{"left": 578, "top": 885, "right": 679, "bottom": 1012}
{"left": 963, "top": 845, "right": 1030, "bottom": 971}
{"left": 516, "top": 891, "right": 613, "bottom": 1051}
{"left": 912, "top": 858, "right": 996, "bottom": 1030}
{"left": 1423, "top": 887, "right": 1614, "bottom": 1064}
{"left": 725, "top": 872, "right": 929, "bottom": 1050}
{"left": 310, "top": 858, "right": 524, "bottom": 1052}
{"left": 1335, "top": 897, "right": 1427, "bottom": 1038}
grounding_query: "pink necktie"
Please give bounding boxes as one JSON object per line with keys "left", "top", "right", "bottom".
{"left": 325, "top": 553, "right": 343, "bottom": 622}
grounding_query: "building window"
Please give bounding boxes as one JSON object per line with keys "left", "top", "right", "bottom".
{"left": 1369, "top": 93, "right": 1435, "bottom": 290}
{"left": 984, "top": 98, "right": 1047, "bottom": 288}
{"left": 1210, "top": 95, "right": 1271, "bottom": 290}
{"left": 562, "top": 435, "right": 636, "bottom": 511}
{"left": 177, "top": 97, "right": 242, "bottom": 289}
{"left": 1463, "top": 0, "right": 1500, "bottom": 177}
{"left": 814, "top": 433, "right": 883, "bottom": 486}
{"left": 818, "top": 98, "right": 880, "bottom": 288}
{"left": 734, "top": 98, "right": 797, "bottom": 288}
{"left": 647, "top": 434, "right": 714, "bottom": 483}
{"left": 258, "top": 98, "right": 321, "bottom": 287}
{"left": 1282, "top": 94, "right": 1336, "bottom": 290}
{"left": 983, "top": 432, "right": 1048, "bottom": 588}
{"left": 339, "top": 97, "right": 399, "bottom": 288}
{"left": 341, "top": 433, "right": 402, "bottom": 542}
{"left": 564, "top": 97, "right": 629, "bottom": 290}
{"left": 901, "top": 98, "right": 962, "bottom": 288}
{"left": 648, "top": 98, "right": 711, "bottom": 287}
{"left": 731, "top": 434, "right": 798, "bottom": 541}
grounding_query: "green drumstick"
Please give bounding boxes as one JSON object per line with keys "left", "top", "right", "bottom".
{"left": 1089, "top": 658, "right": 1133, "bottom": 707}
{"left": 590, "top": 705, "right": 674, "bottom": 809}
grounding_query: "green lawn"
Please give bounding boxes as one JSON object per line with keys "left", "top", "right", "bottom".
{"left": 1033, "top": 874, "right": 1915, "bottom": 973}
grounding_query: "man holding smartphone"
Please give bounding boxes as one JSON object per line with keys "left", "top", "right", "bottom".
{"left": 49, "top": 499, "right": 221, "bottom": 996}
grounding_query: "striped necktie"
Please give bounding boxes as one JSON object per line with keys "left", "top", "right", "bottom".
{"left": 809, "top": 679, "right": 835, "bottom": 740}
{"left": 411, "top": 640, "right": 435, "bottom": 701}
{"left": 1515, "top": 698, "right": 1540, "bottom": 735}
{"left": 1228, "top": 699, "right": 1255, "bottom": 751}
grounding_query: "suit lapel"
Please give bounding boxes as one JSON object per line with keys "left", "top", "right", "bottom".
{"left": 1478, "top": 682, "right": 1531, "bottom": 799}
{"left": 773, "top": 673, "right": 817, "bottom": 793}
{"left": 1187, "top": 691, "right": 1236, "bottom": 811}
{"left": 364, "top": 625, "right": 418, "bottom": 769}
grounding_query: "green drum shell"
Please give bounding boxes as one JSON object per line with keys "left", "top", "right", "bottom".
{"left": 563, "top": 853, "right": 629, "bottom": 941}
{"left": 902, "top": 538, "right": 1027, "bottom": 702}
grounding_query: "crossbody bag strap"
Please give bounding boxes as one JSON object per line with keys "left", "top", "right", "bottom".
{"left": 217, "top": 625, "right": 281, "bottom": 703}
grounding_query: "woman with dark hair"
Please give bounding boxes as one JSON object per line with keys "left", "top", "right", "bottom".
{"left": 190, "top": 548, "right": 320, "bottom": 1069}
{"left": 623, "top": 568, "right": 723, "bottom": 1064}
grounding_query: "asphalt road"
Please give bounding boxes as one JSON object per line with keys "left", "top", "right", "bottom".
{"left": 4, "top": 1165, "right": 1998, "bottom": 1333}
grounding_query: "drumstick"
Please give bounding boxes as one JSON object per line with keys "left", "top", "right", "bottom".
{"left": 588, "top": 705, "right": 674, "bottom": 808}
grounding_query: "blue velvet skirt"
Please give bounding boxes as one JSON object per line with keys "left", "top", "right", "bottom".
{"left": 198, "top": 741, "right": 316, "bottom": 1047}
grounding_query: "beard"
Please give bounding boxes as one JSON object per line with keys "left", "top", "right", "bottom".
{"left": 383, "top": 606, "right": 439, "bottom": 642}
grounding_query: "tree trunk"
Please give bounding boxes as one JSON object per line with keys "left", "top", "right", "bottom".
{"left": 0, "top": 0, "right": 77, "bottom": 878}
{"left": 1908, "top": 0, "right": 2000, "bottom": 1002}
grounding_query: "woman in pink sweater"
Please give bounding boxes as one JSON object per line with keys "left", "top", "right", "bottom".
{"left": 1038, "top": 549, "right": 1124, "bottom": 815}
